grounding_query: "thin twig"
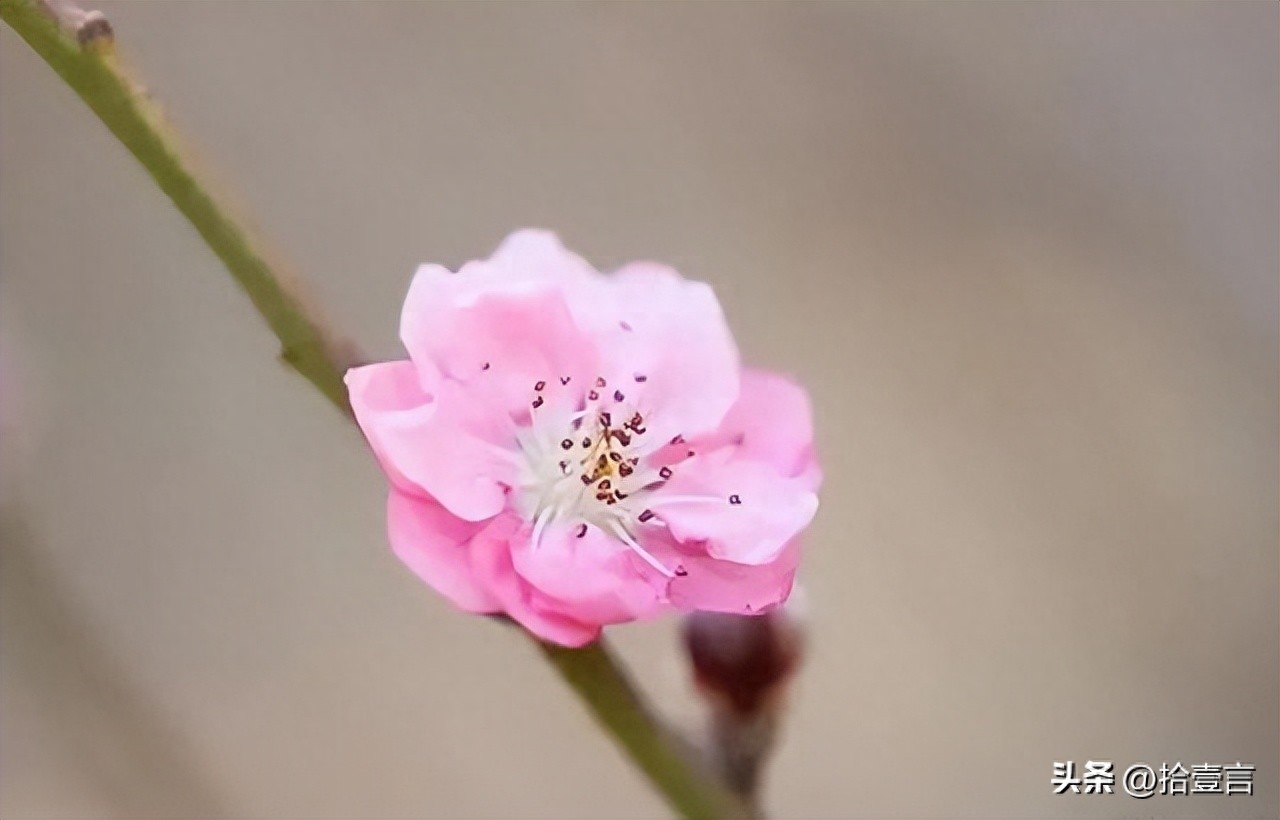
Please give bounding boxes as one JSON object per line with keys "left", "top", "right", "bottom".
{"left": 0, "top": 1, "right": 748, "bottom": 816}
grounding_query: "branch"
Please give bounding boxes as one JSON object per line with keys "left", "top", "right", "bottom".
{"left": 539, "top": 641, "right": 746, "bottom": 819}
{"left": 0, "top": 1, "right": 748, "bottom": 816}
{"left": 2, "top": 0, "right": 356, "bottom": 416}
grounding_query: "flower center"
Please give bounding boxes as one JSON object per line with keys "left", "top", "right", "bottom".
{"left": 514, "top": 375, "right": 683, "bottom": 577}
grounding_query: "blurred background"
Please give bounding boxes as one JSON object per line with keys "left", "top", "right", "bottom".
{"left": 1, "top": 3, "right": 1276, "bottom": 818}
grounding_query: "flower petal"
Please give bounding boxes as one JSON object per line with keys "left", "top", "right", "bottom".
{"left": 387, "top": 488, "right": 500, "bottom": 613}
{"left": 585, "top": 262, "right": 740, "bottom": 444}
{"left": 697, "top": 368, "right": 821, "bottom": 490}
{"left": 469, "top": 513, "right": 602, "bottom": 647}
{"left": 668, "top": 539, "right": 800, "bottom": 614}
{"left": 650, "top": 448, "right": 818, "bottom": 565}
{"left": 346, "top": 362, "right": 517, "bottom": 521}
{"left": 399, "top": 231, "right": 602, "bottom": 415}
{"left": 510, "top": 521, "right": 667, "bottom": 625}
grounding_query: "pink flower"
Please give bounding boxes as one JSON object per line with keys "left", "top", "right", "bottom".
{"left": 346, "top": 231, "right": 820, "bottom": 646}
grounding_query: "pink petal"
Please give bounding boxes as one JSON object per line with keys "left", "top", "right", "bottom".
{"left": 469, "top": 513, "right": 602, "bottom": 647}
{"left": 651, "top": 447, "right": 818, "bottom": 565}
{"left": 586, "top": 262, "right": 741, "bottom": 444}
{"left": 399, "top": 231, "right": 602, "bottom": 416}
{"left": 346, "top": 362, "right": 516, "bottom": 522}
{"left": 387, "top": 489, "right": 501, "bottom": 613}
{"left": 697, "top": 368, "right": 822, "bottom": 491}
{"left": 668, "top": 539, "right": 800, "bottom": 614}
{"left": 510, "top": 521, "right": 667, "bottom": 625}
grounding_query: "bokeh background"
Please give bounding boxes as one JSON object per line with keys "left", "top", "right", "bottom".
{"left": 1, "top": 3, "right": 1276, "bottom": 818}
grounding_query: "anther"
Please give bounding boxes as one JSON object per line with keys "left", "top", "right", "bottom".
{"left": 598, "top": 479, "right": 612, "bottom": 490}
{"left": 531, "top": 396, "right": 544, "bottom": 409}
{"left": 614, "top": 390, "right": 625, "bottom": 402}
{"left": 596, "top": 377, "right": 607, "bottom": 388}
{"left": 580, "top": 474, "right": 593, "bottom": 485}
{"left": 618, "top": 463, "right": 634, "bottom": 477}
{"left": 561, "top": 438, "right": 573, "bottom": 450}
{"left": 638, "top": 509, "right": 655, "bottom": 523}
{"left": 576, "top": 523, "right": 588, "bottom": 538}
{"left": 634, "top": 373, "right": 648, "bottom": 382}
{"left": 600, "top": 411, "right": 612, "bottom": 427}
{"left": 729, "top": 494, "right": 742, "bottom": 505}
{"left": 534, "top": 380, "right": 546, "bottom": 391}
{"left": 674, "top": 566, "right": 688, "bottom": 577}
{"left": 482, "top": 362, "right": 491, "bottom": 371}
{"left": 671, "top": 435, "right": 685, "bottom": 445}
{"left": 659, "top": 466, "right": 673, "bottom": 479}
{"left": 582, "top": 437, "right": 592, "bottom": 448}
{"left": 560, "top": 375, "right": 572, "bottom": 385}
{"left": 588, "top": 390, "right": 600, "bottom": 401}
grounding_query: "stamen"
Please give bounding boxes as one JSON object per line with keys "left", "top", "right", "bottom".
{"left": 531, "top": 507, "right": 553, "bottom": 551}
{"left": 646, "top": 494, "right": 725, "bottom": 508}
{"left": 608, "top": 522, "right": 675, "bottom": 578}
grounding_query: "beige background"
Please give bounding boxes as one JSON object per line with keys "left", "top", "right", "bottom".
{"left": 1, "top": 3, "right": 1276, "bottom": 818}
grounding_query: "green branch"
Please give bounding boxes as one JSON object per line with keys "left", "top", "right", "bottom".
{"left": 0, "top": 1, "right": 746, "bottom": 816}
{"left": 1, "top": 0, "right": 354, "bottom": 415}
{"left": 540, "top": 641, "right": 745, "bottom": 819}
